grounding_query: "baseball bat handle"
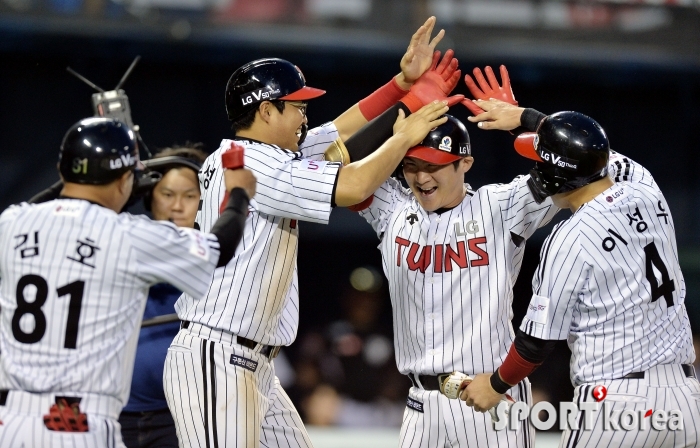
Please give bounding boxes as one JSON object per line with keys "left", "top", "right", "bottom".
{"left": 219, "top": 142, "right": 245, "bottom": 215}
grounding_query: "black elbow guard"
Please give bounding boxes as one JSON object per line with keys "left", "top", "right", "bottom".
{"left": 210, "top": 188, "right": 249, "bottom": 267}
{"left": 513, "top": 329, "right": 558, "bottom": 364}
{"left": 344, "top": 102, "right": 411, "bottom": 162}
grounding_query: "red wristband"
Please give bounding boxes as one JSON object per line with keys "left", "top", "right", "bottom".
{"left": 399, "top": 91, "right": 423, "bottom": 114}
{"left": 358, "top": 77, "right": 408, "bottom": 121}
{"left": 499, "top": 344, "right": 541, "bottom": 386}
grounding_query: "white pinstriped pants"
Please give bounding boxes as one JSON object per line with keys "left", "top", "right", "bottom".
{"left": 0, "top": 390, "right": 124, "bottom": 448}
{"left": 560, "top": 364, "right": 700, "bottom": 448}
{"left": 163, "top": 328, "right": 313, "bottom": 448}
{"left": 399, "top": 378, "right": 534, "bottom": 448}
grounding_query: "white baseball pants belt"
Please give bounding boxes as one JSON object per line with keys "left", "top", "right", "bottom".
{"left": 618, "top": 363, "right": 695, "bottom": 380}
{"left": 180, "top": 320, "right": 281, "bottom": 359}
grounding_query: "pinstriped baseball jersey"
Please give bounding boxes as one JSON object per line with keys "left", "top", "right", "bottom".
{"left": 175, "top": 122, "right": 340, "bottom": 346}
{"left": 360, "top": 175, "right": 558, "bottom": 376}
{"left": 520, "top": 152, "right": 693, "bottom": 385}
{"left": 0, "top": 198, "right": 220, "bottom": 405}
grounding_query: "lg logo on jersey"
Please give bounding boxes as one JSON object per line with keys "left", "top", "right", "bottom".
{"left": 394, "top": 236, "right": 489, "bottom": 273}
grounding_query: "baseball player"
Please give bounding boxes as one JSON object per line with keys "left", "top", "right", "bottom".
{"left": 0, "top": 117, "right": 254, "bottom": 448}
{"left": 119, "top": 146, "right": 208, "bottom": 448}
{"left": 461, "top": 106, "right": 700, "bottom": 447}
{"left": 162, "top": 16, "right": 463, "bottom": 448}
{"left": 355, "top": 109, "right": 557, "bottom": 447}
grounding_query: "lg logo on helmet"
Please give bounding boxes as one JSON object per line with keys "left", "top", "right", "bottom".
{"left": 110, "top": 154, "right": 136, "bottom": 170}
{"left": 240, "top": 88, "right": 281, "bottom": 106}
{"left": 539, "top": 149, "right": 578, "bottom": 170}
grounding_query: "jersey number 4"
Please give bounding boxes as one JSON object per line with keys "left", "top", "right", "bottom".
{"left": 12, "top": 274, "right": 84, "bottom": 348}
{"left": 644, "top": 242, "right": 675, "bottom": 308}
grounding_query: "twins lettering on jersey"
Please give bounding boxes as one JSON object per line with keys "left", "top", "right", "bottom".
{"left": 394, "top": 218, "right": 489, "bottom": 273}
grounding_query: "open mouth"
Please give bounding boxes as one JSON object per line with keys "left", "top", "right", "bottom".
{"left": 295, "top": 126, "right": 303, "bottom": 139}
{"left": 417, "top": 186, "right": 437, "bottom": 197}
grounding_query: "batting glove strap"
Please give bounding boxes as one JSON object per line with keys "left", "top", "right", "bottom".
{"left": 490, "top": 369, "right": 512, "bottom": 395}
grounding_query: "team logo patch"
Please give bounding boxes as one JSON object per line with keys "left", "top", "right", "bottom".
{"left": 183, "top": 228, "right": 210, "bottom": 262}
{"left": 230, "top": 355, "right": 259, "bottom": 372}
{"left": 54, "top": 202, "right": 85, "bottom": 217}
{"left": 604, "top": 187, "right": 625, "bottom": 206}
{"left": 406, "top": 397, "right": 424, "bottom": 413}
{"left": 533, "top": 134, "right": 539, "bottom": 150}
{"left": 438, "top": 136, "right": 452, "bottom": 152}
{"left": 458, "top": 143, "right": 470, "bottom": 155}
{"left": 525, "top": 294, "right": 550, "bottom": 325}
{"left": 299, "top": 159, "right": 327, "bottom": 173}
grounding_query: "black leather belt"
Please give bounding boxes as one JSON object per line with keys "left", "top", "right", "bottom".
{"left": 180, "top": 321, "right": 281, "bottom": 360}
{"left": 407, "top": 373, "right": 452, "bottom": 391}
{"left": 621, "top": 364, "right": 695, "bottom": 380}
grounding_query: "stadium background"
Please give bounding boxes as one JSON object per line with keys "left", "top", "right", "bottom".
{"left": 1, "top": 0, "right": 699, "bottom": 444}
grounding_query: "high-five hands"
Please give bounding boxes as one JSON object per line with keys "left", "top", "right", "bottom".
{"left": 400, "top": 16, "right": 446, "bottom": 86}
{"left": 461, "top": 65, "right": 517, "bottom": 116}
{"left": 402, "top": 50, "right": 464, "bottom": 112}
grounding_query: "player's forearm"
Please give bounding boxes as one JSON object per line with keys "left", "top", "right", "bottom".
{"left": 340, "top": 103, "right": 410, "bottom": 163}
{"left": 334, "top": 133, "right": 412, "bottom": 207}
{"left": 334, "top": 75, "right": 409, "bottom": 142}
{"left": 334, "top": 105, "right": 368, "bottom": 142}
{"left": 490, "top": 330, "right": 557, "bottom": 394}
{"left": 210, "top": 188, "right": 249, "bottom": 267}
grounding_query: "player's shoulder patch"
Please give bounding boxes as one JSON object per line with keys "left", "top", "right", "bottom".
{"left": 298, "top": 159, "right": 329, "bottom": 174}
{"left": 525, "top": 294, "right": 550, "bottom": 325}
{"left": 53, "top": 200, "right": 87, "bottom": 217}
{"left": 181, "top": 227, "right": 211, "bottom": 261}
{"left": 599, "top": 185, "right": 628, "bottom": 207}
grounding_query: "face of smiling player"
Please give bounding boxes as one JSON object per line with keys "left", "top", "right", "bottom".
{"left": 403, "top": 156, "right": 474, "bottom": 212}
{"left": 267, "top": 101, "right": 308, "bottom": 151}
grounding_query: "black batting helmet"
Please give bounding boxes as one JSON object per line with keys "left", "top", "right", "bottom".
{"left": 225, "top": 58, "right": 325, "bottom": 122}
{"left": 514, "top": 111, "right": 609, "bottom": 204}
{"left": 59, "top": 117, "right": 138, "bottom": 185}
{"left": 404, "top": 115, "right": 471, "bottom": 165}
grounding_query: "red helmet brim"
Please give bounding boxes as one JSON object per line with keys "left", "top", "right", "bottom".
{"left": 514, "top": 132, "right": 543, "bottom": 162}
{"left": 279, "top": 86, "right": 326, "bottom": 101}
{"left": 405, "top": 146, "right": 462, "bottom": 165}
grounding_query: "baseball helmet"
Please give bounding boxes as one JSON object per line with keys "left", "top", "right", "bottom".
{"left": 59, "top": 117, "right": 138, "bottom": 185}
{"left": 225, "top": 58, "right": 326, "bottom": 122}
{"left": 514, "top": 111, "right": 609, "bottom": 204}
{"left": 404, "top": 115, "right": 471, "bottom": 165}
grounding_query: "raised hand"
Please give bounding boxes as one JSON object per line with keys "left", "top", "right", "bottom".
{"left": 393, "top": 100, "right": 449, "bottom": 148}
{"left": 402, "top": 50, "right": 464, "bottom": 112}
{"left": 466, "top": 99, "right": 525, "bottom": 131}
{"left": 461, "top": 65, "right": 517, "bottom": 115}
{"left": 400, "top": 16, "right": 446, "bottom": 85}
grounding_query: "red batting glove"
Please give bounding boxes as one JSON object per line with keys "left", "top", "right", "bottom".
{"left": 461, "top": 65, "right": 517, "bottom": 115}
{"left": 219, "top": 142, "right": 245, "bottom": 215}
{"left": 401, "top": 49, "right": 464, "bottom": 113}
